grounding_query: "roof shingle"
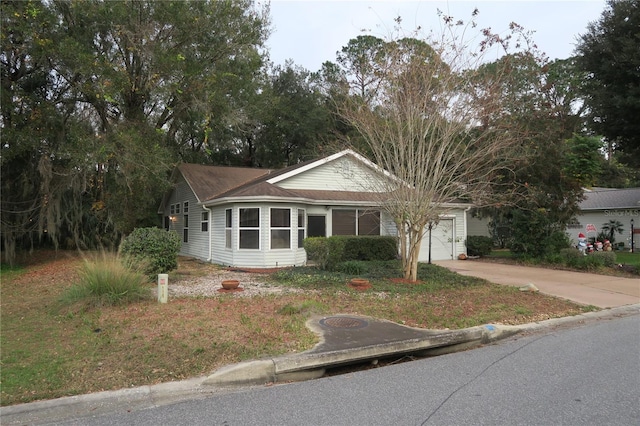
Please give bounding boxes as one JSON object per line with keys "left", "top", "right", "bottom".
{"left": 580, "top": 188, "right": 640, "bottom": 210}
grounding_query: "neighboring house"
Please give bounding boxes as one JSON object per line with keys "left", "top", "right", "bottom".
{"left": 567, "top": 187, "right": 640, "bottom": 249}
{"left": 158, "top": 149, "right": 472, "bottom": 268}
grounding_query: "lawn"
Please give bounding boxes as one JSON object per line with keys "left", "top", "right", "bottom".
{"left": 615, "top": 251, "right": 640, "bottom": 267}
{"left": 1, "top": 250, "right": 592, "bottom": 406}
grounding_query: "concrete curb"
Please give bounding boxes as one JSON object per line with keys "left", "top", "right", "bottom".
{"left": 2, "top": 304, "right": 638, "bottom": 425}
{"left": 206, "top": 304, "right": 638, "bottom": 386}
{"left": 202, "top": 323, "right": 522, "bottom": 387}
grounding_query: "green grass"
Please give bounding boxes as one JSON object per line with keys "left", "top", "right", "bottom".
{"left": 1, "top": 263, "right": 25, "bottom": 280}
{"left": 615, "top": 251, "right": 640, "bottom": 267}
{"left": 270, "top": 260, "right": 485, "bottom": 292}
{"left": 486, "top": 249, "right": 515, "bottom": 259}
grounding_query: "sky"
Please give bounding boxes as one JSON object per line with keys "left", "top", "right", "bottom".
{"left": 266, "top": 0, "right": 607, "bottom": 72}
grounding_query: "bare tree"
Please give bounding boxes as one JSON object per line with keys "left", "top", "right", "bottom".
{"left": 337, "top": 16, "right": 531, "bottom": 281}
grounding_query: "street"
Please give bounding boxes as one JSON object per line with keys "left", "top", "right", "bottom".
{"left": 70, "top": 314, "right": 639, "bottom": 426}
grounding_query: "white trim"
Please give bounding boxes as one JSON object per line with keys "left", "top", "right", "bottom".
{"left": 265, "top": 149, "right": 398, "bottom": 185}
{"left": 202, "top": 205, "right": 212, "bottom": 261}
{"left": 202, "top": 195, "right": 471, "bottom": 210}
{"left": 269, "top": 207, "right": 292, "bottom": 250}
{"left": 238, "top": 207, "right": 261, "bottom": 251}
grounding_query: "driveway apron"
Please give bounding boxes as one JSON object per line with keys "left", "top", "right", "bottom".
{"left": 434, "top": 260, "right": 640, "bottom": 308}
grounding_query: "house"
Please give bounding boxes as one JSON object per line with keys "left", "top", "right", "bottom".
{"left": 567, "top": 187, "right": 640, "bottom": 249}
{"left": 158, "top": 149, "right": 472, "bottom": 268}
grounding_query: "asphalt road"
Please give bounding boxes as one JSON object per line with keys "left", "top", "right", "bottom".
{"left": 64, "top": 314, "right": 639, "bottom": 426}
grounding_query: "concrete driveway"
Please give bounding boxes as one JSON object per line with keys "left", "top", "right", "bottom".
{"left": 434, "top": 260, "right": 640, "bottom": 309}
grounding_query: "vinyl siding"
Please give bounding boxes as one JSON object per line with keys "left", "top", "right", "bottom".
{"left": 277, "top": 156, "right": 386, "bottom": 192}
{"left": 209, "top": 203, "right": 308, "bottom": 268}
{"left": 162, "top": 176, "right": 209, "bottom": 260}
{"left": 467, "top": 215, "right": 491, "bottom": 237}
{"left": 567, "top": 209, "right": 638, "bottom": 249}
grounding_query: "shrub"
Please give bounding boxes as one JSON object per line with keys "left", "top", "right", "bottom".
{"left": 543, "top": 252, "right": 564, "bottom": 265}
{"left": 466, "top": 236, "right": 493, "bottom": 256}
{"left": 560, "top": 248, "right": 584, "bottom": 268}
{"left": 543, "top": 231, "right": 573, "bottom": 253}
{"left": 304, "top": 237, "right": 330, "bottom": 270}
{"left": 342, "top": 236, "right": 398, "bottom": 261}
{"left": 335, "top": 260, "right": 368, "bottom": 275}
{"left": 326, "top": 236, "right": 348, "bottom": 270}
{"left": 59, "top": 252, "right": 151, "bottom": 309}
{"left": 581, "top": 254, "right": 605, "bottom": 270}
{"left": 120, "top": 227, "right": 181, "bottom": 277}
{"left": 509, "top": 209, "right": 571, "bottom": 258}
{"left": 304, "top": 236, "right": 396, "bottom": 270}
{"left": 591, "top": 251, "right": 616, "bottom": 267}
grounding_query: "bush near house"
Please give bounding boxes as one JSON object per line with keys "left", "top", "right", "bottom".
{"left": 120, "top": 227, "right": 181, "bottom": 277}
{"left": 560, "top": 249, "right": 616, "bottom": 270}
{"left": 466, "top": 236, "right": 493, "bottom": 256}
{"left": 304, "top": 236, "right": 397, "bottom": 270}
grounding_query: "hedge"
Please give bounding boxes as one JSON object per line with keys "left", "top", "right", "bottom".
{"left": 304, "top": 235, "right": 397, "bottom": 270}
{"left": 120, "top": 227, "right": 181, "bottom": 277}
{"left": 466, "top": 235, "right": 493, "bottom": 257}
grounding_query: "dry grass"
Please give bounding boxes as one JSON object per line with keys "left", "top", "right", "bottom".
{"left": 1, "top": 250, "right": 589, "bottom": 406}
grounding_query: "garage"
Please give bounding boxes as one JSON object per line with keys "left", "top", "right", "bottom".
{"left": 418, "top": 219, "right": 455, "bottom": 262}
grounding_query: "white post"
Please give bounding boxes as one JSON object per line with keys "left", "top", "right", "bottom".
{"left": 158, "top": 274, "right": 168, "bottom": 303}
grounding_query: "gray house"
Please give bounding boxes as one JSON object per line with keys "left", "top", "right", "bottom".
{"left": 567, "top": 187, "right": 640, "bottom": 249}
{"left": 158, "top": 150, "right": 472, "bottom": 268}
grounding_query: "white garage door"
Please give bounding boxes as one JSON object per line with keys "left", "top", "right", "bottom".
{"left": 418, "top": 219, "right": 455, "bottom": 262}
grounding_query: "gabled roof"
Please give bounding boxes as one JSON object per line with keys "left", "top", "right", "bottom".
{"left": 166, "top": 150, "right": 390, "bottom": 207}
{"left": 177, "top": 163, "right": 272, "bottom": 203}
{"left": 580, "top": 187, "right": 640, "bottom": 210}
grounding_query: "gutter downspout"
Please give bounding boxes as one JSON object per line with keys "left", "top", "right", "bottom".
{"left": 463, "top": 206, "right": 472, "bottom": 256}
{"left": 202, "top": 204, "right": 212, "bottom": 262}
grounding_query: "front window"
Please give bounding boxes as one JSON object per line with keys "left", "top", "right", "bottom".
{"left": 332, "top": 209, "right": 380, "bottom": 235}
{"left": 270, "top": 208, "right": 291, "bottom": 249}
{"left": 358, "top": 210, "right": 380, "bottom": 235}
{"left": 239, "top": 208, "right": 259, "bottom": 249}
{"left": 225, "top": 209, "right": 232, "bottom": 249}
{"left": 183, "top": 214, "right": 189, "bottom": 242}
{"left": 298, "top": 209, "right": 306, "bottom": 248}
{"left": 201, "top": 211, "right": 208, "bottom": 232}
{"left": 332, "top": 209, "right": 356, "bottom": 235}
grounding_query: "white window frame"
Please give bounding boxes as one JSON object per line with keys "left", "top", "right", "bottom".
{"left": 201, "top": 211, "right": 209, "bottom": 232}
{"left": 239, "top": 207, "right": 260, "bottom": 250}
{"left": 225, "top": 209, "right": 232, "bottom": 249}
{"left": 270, "top": 208, "right": 291, "bottom": 250}
{"left": 297, "top": 209, "right": 306, "bottom": 248}
{"left": 183, "top": 213, "right": 189, "bottom": 243}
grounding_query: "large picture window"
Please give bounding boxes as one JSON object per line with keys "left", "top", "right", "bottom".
{"left": 332, "top": 209, "right": 356, "bottom": 235}
{"left": 332, "top": 209, "right": 380, "bottom": 236}
{"left": 270, "top": 208, "right": 291, "bottom": 249}
{"left": 358, "top": 210, "right": 380, "bottom": 235}
{"left": 239, "top": 208, "right": 259, "bottom": 249}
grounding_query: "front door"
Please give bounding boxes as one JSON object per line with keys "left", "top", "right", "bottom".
{"left": 307, "top": 215, "right": 326, "bottom": 238}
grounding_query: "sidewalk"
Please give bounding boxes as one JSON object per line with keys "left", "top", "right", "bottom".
{"left": 434, "top": 260, "right": 640, "bottom": 308}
